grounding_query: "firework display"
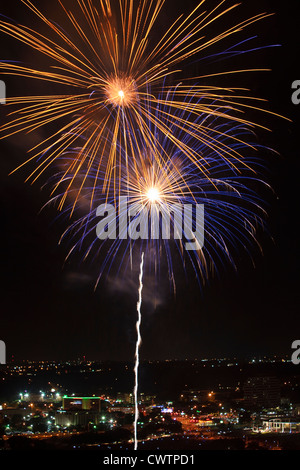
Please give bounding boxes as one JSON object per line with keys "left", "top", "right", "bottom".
{"left": 1, "top": 0, "right": 279, "bottom": 213}
{"left": 50, "top": 96, "right": 269, "bottom": 289}
{"left": 0, "top": 0, "right": 285, "bottom": 451}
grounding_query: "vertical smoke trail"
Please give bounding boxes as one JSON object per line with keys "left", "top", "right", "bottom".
{"left": 134, "top": 251, "right": 144, "bottom": 450}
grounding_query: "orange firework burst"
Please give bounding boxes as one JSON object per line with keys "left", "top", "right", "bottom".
{"left": 0, "top": 0, "right": 285, "bottom": 211}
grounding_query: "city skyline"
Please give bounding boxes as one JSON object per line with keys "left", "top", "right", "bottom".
{"left": 1, "top": 356, "right": 300, "bottom": 453}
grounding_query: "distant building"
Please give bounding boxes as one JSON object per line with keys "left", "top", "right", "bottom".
{"left": 62, "top": 396, "right": 102, "bottom": 411}
{"left": 56, "top": 397, "right": 108, "bottom": 427}
{"left": 20, "top": 391, "right": 61, "bottom": 403}
{"left": 110, "top": 405, "right": 134, "bottom": 415}
{"left": 116, "top": 392, "right": 156, "bottom": 405}
{"left": 116, "top": 393, "right": 135, "bottom": 405}
{"left": 55, "top": 409, "right": 101, "bottom": 427}
{"left": 139, "top": 393, "right": 156, "bottom": 404}
{"left": 243, "top": 377, "right": 281, "bottom": 409}
{"left": 262, "top": 418, "right": 300, "bottom": 433}
{"left": 0, "top": 408, "right": 29, "bottom": 420}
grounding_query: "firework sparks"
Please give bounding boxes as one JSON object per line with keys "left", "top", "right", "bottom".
{"left": 0, "top": 0, "right": 284, "bottom": 211}
{"left": 49, "top": 86, "right": 271, "bottom": 293}
{"left": 134, "top": 251, "right": 144, "bottom": 450}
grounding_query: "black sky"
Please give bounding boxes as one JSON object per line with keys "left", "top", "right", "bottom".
{"left": 0, "top": 0, "right": 300, "bottom": 362}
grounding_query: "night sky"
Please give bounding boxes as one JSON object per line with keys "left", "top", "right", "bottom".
{"left": 0, "top": 0, "right": 299, "bottom": 362}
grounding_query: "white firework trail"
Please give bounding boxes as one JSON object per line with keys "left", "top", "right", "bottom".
{"left": 133, "top": 251, "right": 144, "bottom": 451}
